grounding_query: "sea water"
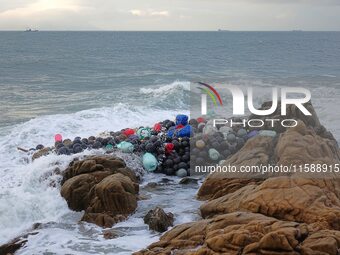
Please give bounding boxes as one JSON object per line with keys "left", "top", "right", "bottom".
{"left": 0, "top": 31, "right": 339, "bottom": 254}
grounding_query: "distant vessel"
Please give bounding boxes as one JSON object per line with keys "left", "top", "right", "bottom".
{"left": 291, "top": 30, "right": 303, "bottom": 32}
{"left": 218, "top": 29, "right": 230, "bottom": 32}
{"left": 25, "top": 28, "right": 39, "bottom": 32}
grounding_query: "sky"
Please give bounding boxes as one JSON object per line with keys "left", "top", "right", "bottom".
{"left": 0, "top": 0, "right": 340, "bottom": 31}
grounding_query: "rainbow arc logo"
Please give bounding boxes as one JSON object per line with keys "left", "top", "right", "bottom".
{"left": 197, "top": 82, "right": 223, "bottom": 106}
{"left": 197, "top": 82, "right": 223, "bottom": 115}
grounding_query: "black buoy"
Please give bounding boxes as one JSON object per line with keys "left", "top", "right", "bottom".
{"left": 92, "top": 141, "right": 102, "bottom": 149}
{"left": 36, "top": 144, "right": 44, "bottom": 150}
{"left": 57, "top": 147, "right": 70, "bottom": 155}
{"left": 73, "top": 145, "right": 83, "bottom": 154}
{"left": 165, "top": 168, "right": 175, "bottom": 176}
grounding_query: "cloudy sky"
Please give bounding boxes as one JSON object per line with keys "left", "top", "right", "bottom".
{"left": 0, "top": 0, "right": 340, "bottom": 31}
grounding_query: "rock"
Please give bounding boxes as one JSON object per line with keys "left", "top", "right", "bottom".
{"left": 179, "top": 177, "right": 199, "bottom": 185}
{"left": 0, "top": 231, "right": 39, "bottom": 255}
{"left": 197, "top": 136, "right": 273, "bottom": 200}
{"left": 82, "top": 173, "right": 138, "bottom": 227}
{"left": 135, "top": 103, "right": 340, "bottom": 254}
{"left": 61, "top": 172, "right": 108, "bottom": 211}
{"left": 144, "top": 207, "right": 174, "bottom": 232}
{"left": 144, "top": 182, "right": 158, "bottom": 191}
{"left": 61, "top": 155, "right": 135, "bottom": 185}
{"left": 275, "top": 121, "right": 340, "bottom": 167}
{"left": 0, "top": 238, "right": 27, "bottom": 255}
{"left": 198, "top": 122, "right": 340, "bottom": 229}
{"left": 102, "top": 229, "right": 123, "bottom": 239}
{"left": 32, "top": 147, "right": 51, "bottom": 160}
{"left": 301, "top": 230, "right": 340, "bottom": 255}
{"left": 134, "top": 212, "right": 340, "bottom": 255}
{"left": 247, "top": 100, "right": 331, "bottom": 137}
{"left": 200, "top": 177, "right": 340, "bottom": 230}
{"left": 60, "top": 155, "right": 139, "bottom": 228}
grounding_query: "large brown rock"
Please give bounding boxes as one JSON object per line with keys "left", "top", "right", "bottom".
{"left": 61, "top": 155, "right": 137, "bottom": 184}
{"left": 60, "top": 155, "right": 139, "bottom": 227}
{"left": 198, "top": 122, "right": 340, "bottom": 230}
{"left": 197, "top": 135, "right": 273, "bottom": 200}
{"left": 136, "top": 104, "right": 340, "bottom": 254}
{"left": 82, "top": 173, "right": 139, "bottom": 227}
{"left": 60, "top": 171, "right": 110, "bottom": 211}
{"left": 200, "top": 177, "right": 340, "bottom": 230}
{"left": 135, "top": 212, "right": 340, "bottom": 255}
{"left": 275, "top": 122, "right": 340, "bottom": 167}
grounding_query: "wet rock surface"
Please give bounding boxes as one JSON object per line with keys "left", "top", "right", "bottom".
{"left": 135, "top": 212, "right": 340, "bottom": 255}
{"left": 135, "top": 104, "right": 340, "bottom": 255}
{"left": 0, "top": 239, "right": 27, "bottom": 255}
{"left": 0, "top": 231, "right": 39, "bottom": 255}
{"left": 144, "top": 207, "right": 174, "bottom": 232}
{"left": 60, "top": 155, "right": 139, "bottom": 228}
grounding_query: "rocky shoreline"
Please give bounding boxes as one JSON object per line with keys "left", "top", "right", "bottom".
{"left": 134, "top": 104, "right": 340, "bottom": 255}
{"left": 1, "top": 102, "right": 340, "bottom": 255}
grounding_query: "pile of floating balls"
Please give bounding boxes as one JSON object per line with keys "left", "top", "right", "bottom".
{"left": 30, "top": 114, "right": 277, "bottom": 177}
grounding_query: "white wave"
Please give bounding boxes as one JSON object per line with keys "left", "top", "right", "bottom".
{"left": 0, "top": 104, "right": 189, "bottom": 245}
{"left": 16, "top": 173, "right": 201, "bottom": 255}
{"left": 140, "top": 81, "right": 190, "bottom": 97}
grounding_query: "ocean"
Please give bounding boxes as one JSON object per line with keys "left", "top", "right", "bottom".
{"left": 0, "top": 31, "right": 339, "bottom": 254}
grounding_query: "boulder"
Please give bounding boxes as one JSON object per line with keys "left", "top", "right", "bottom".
{"left": 32, "top": 147, "right": 51, "bottom": 160}
{"left": 198, "top": 122, "right": 340, "bottom": 230}
{"left": 82, "top": 173, "right": 139, "bottom": 227}
{"left": 144, "top": 207, "right": 174, "bottom": 232}
{"left": 60, "top": 155, "right": 139, "bottom": 228}
{"left": 61, "top": 155, "right": 136, "bottom": 184}
{"left": 275, "top": 122, "right": 340, "bottom": 167}
{"left": 60, "top": 172, "right": 110, "bottom": 211}
{"left": 134, "top": 212, "right": 340, "bottom": 255}
{"left": 200, "top": 177, "right": 340, "bottom": 230}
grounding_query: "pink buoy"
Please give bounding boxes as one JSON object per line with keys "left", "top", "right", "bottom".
{"left": 55, "top": 134, "right": 63, "bottom": 142}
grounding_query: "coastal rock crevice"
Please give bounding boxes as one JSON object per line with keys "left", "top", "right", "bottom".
{"left": 60, "top": 155, "right": 139, "bottom": 228}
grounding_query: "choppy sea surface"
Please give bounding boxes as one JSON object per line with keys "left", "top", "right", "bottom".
{"left": 0, "top": 31, "right": 339, "bottom": 254}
